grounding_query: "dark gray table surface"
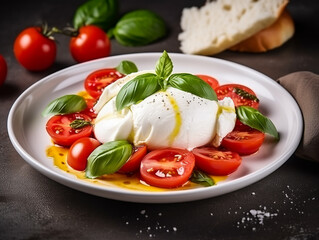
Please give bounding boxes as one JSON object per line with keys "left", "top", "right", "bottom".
{"left": 1, "top": 0, "right": 318, "bottom": 239}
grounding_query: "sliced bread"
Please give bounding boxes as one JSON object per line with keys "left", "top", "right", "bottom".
{"left": 178, "top": 0, "right": 289, "bottom": 55}
{"left": 229, "top": 9, "right": 295, "bottom": 52}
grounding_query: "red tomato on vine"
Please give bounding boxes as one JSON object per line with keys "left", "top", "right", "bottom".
{"left": 69, "top": 25, "right": 111, "bottom": 63}
{"left": 13, "top": 27, "right": 56, "bottom": 71}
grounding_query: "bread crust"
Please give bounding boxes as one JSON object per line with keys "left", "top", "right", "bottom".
{"left": 178, "top": 0, "right": 290, "bottom": 55}
{"left": 229, "top": 10, "right": 295, "bottom": 52}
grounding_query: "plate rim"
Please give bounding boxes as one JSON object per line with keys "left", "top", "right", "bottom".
{"left": 7, "top": 52, "right": 303, "bottom": 203}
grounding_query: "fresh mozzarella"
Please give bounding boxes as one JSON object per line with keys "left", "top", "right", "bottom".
{"left": 94, "top": 97, "right": 133, "bottom": 143}
{"left": 212, "top": 97, "right": 236, "bottom": 147}
{"left": 130, "top": 87, "right": 219, "bottom": 150}
{"left": 93, "top": 71, "right": 236, "bottom": 150}
{"left": 93, "top": 70, "right": 154, "bottom": 113}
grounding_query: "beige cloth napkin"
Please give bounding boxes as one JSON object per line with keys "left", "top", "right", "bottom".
{"left": 277, "top": 71, "right": 319, "bottom": 162}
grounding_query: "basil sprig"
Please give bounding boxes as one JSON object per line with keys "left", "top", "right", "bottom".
{"left": 115, "top": 60, "right": 138, "bottom": 75}
{"left": 42, "top": 95, "right": 87, "bottom": 117}
{"left": 234, "top": 87, "right": 259, "bottom": 103}
{"left": 70, "top": 119, "right": 91, "bottom": 129}
{"left": 155, "top": 50, "right": 173, "bottom": 81}
{"left": 113, "top": 9, "right": 167, "bottom": 46}
{"left": 236, "top": 106, "right": 280, "bottom": 140}
{"left": 190, "top": 170, "right": 215, "bottom": 187}
{"left": 73, "top": 0, "right": 119, "bottom": 31}
{"left": 116, "top": 51, "right": 217, "bottom": 110}
{"left": 86, "top": 140, "right": 132, "bottom": 179}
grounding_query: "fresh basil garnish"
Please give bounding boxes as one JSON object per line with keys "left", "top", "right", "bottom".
{"left": 70, "top": 119, "right": 91, "bottom": 129}
{"left": 155, "top": 50, "right": 173, "bottom": 80}
{"left": 116, "top": 60, "right": 138, "bottom": 75}
{"left": 168, "top": 73, "right": 217, "bottom": 101}
{"left": 42, "top": 95, "right": 87, "bottom": 117}
{"left": 113, "top": 9, "right": 167, "bottom": 46}
{"left": 116, "top": 73, "right": 161, "bottom": 110}
{"left": 236, "top": 106, "right": 280, "bottom": 140}
{"left": 86, "top": 140, "right": 132, "bottom": 178}
{"left": 115, "top": 51, "right": 218, "bottom": 110}
{"left": 234, "top": 87, "right": 259, "bottom": 103}
{"left": 190, "top": 170, "right": 215, "bottom": 187}
{"left": 73, "top": 0, "right": 119, "bottom": 31}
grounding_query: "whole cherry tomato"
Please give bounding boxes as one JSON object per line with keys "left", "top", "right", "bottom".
{"left": 67, "top": 137, "right": 101, "bottom": 171}
{"left": 13, "top": 27, "right": 56, "bottom": 71}
{"left": 0, "top": 54, "right": 7, "bottom": 86}
{"left": 70, "top": 25, "right": 110, "bottom": 63}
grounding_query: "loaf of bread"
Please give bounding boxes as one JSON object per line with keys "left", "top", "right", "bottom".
{"left": 178, "top": 0, "right": 289, "bottom": 55}
{"left": 230, "top": 9, "right": 294, "bottom": 52}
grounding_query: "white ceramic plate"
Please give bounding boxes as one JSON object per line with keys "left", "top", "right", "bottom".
{"left": 7, "top": 53, "right": 303, "bottom": 203}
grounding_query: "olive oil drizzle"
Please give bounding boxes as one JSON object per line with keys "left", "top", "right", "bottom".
{"left": 166, "top": 92, "right": 182, "bottom": 146}
{"left": 46, "top": 145, "right": 227, "bottom": 192}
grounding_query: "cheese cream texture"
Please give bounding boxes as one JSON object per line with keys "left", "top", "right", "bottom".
{"left": 93, "top": 71, "right": 236, "bottom": 150}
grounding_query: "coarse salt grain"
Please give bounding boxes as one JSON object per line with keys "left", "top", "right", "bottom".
{"left": 132, "top": 211, "right": 179, "bottom": 238}
{"left": 249, "top": 209, "right": 278, "bottom": 225}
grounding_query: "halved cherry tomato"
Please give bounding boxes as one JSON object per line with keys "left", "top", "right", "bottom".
{"left": 234, "top": 119, "right": 250, "bottom": 131}
{"left": 67, "top": 137, "right": 101, "bottom": 171}
{"left": 196, "top": 74, "right": 220, "bottom": 90}
{"left": 140, "top": 148, "right": 195, "bottom": 188}
{"left": 70, "top": 25, "right": 110, "bottom": 63}
{"left": 193, "top": 147, "right": 242, "bottom": 176}
{"left": 84, "top": 68, "right": 125, "bottom": 99}
{"left": 118, "top": 145, "right": 147, "bottom": 173}
{"left": 221, "top": 128, "right": 265, "bottom": 155}
{"left": 80, "top": 98, "right": 97, "bottom": 118}
{"left": 13, "top": 27, "right": 56, "bottom": 71}
{"left": 46, "top": 113, "right": 92, "bottom": 147}
{"left": 215, "top": 84, "right": 259, "bottom": 109}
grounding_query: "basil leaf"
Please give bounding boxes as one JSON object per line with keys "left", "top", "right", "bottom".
{"left": 70, "top": 119, "right": 91, "bottom": 129}
{"left": 234, "top": 87, "right": 259, "bottom": 103}
{"left": 113, "top": 9, "right": 167, "bottom": 46}
{"left": 116, "top": 60, "right": 138, "bottom": 75}
{"left": 116, "top": 73, "right": 161, "bottom": 110}
{"left": 42, "top": 95, "right": 87, "bottom": 117}
{"left": 86, "top": 140, "right": 132, "bottom": 178}
{"left": 236, "top": 106, "right": 280, "bottom": 140}
{"left": 155, "top": 50, "right": 173, "bottom": 80}
{"left": 190, "top": 170, "right": 215, "bottom": 187}
{"left": 168, "top": 73, "right": 217, "bottom": 101}
{"left": 73, "top": 0, "right": 119, "bottom": 31}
